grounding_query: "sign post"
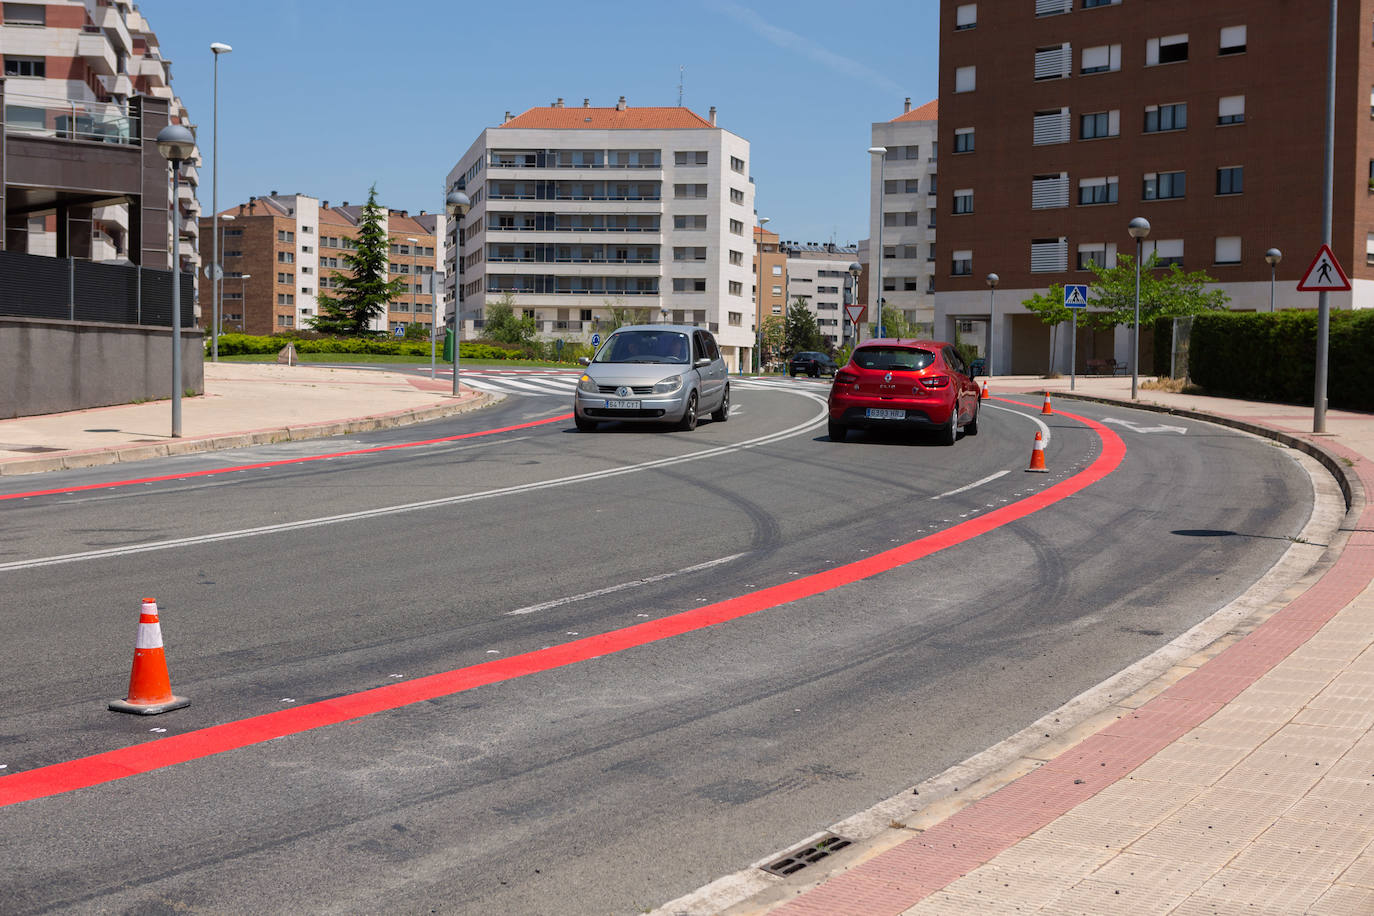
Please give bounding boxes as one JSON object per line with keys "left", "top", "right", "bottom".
{"left": 844, "top": 305, "right": 865, "bottom": 349}
{"left": 1064, "top": 284, "right": 1088, "bottom": 391}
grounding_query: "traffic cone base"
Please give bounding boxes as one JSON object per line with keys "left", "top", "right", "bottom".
{"left": 109, "top": 599, "right": 190, "bottom": 715}
{"left": 1041, "top": 392, "right": 1053, "bottom": 415}
{"left": 1025, "top": 430, "right": 1049, "bottom": 473}
{"left": 980, "top": 380, "right": 990, "bottom": 400}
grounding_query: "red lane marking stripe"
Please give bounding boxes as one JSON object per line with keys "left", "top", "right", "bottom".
{"left": 0, "top": 414, "right": 573, "bottom": 502}
{"left": 0, "top": 410, "right": 1124, "bottom": 807}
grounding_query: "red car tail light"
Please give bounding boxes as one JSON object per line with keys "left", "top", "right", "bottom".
{"left": 920, "top": 375, "right": 951, "bottom": 389}
{"left": 835, "top": 370, "right": 858, "bottom": 385}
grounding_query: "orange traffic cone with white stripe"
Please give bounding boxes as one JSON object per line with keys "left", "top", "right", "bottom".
{"left": 1041, "top": 392, "right": 1053, "bottom": 415}
{"left": 109, "top": 599, "right": 190, "bottom": 715}
{"left": 1025, "top": 431, "right": 1049, "bottom": 473}
{"left": 980, "top": 380, "right": 989, "bottom": 400}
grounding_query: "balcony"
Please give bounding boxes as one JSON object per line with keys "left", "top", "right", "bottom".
{"left": 96, "top": 2, "right": 134, "bottom": 54}
{"left": 98, "top": 72, "right": 136, "bottom": 99}
{"left": 2, "top": 91, "right": 139, "bottom": 145}
{"left": 78, "top": 28, "right": 117, "bottom": 75}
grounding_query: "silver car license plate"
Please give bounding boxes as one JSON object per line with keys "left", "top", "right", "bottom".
{"left": 866, "top": 408, "right": 905, "bottom": 420}
{"left": 604, "top": 399, "right": 641, "bottom": 410}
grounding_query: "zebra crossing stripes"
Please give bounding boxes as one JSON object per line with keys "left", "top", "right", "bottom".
{"left": 458, "top": 372, "right": 580, "bottom": 398}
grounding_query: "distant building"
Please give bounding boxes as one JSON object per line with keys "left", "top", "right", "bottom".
{"left": 1, "top": 0, "right": 198, "bottom": 292}
{"left": 780, "top": 239, "right": 860, "bottom": 351}
{"left": 869, "top": 98, "right": 939, "bottom": 334}
{"left": 936, "top": 0, "right": 1374, "bottom": 374}
{"left": 200, "top": 193, "right": 443, "bottom": 336}
{"left": 444, "top": 97, "right": 757, "bottom": 369}
{"left": 753, "top": 225, "right": 786, "bottom": 337}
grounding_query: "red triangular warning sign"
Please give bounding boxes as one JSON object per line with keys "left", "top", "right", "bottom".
{"left": 844, "top": 305, "right": 866, "bottom": 324}
{"left": 1296, "top": 244, "right": 1351, "bottom": 292}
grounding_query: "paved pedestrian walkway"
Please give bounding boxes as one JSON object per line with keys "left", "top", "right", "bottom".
{"left": 0, "top": 362, "right": 490, "bottom": 476}
{"left": 696, "top": 376, "right": 1374, "bottom": 916}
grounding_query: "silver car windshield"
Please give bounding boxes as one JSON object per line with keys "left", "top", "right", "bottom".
{"left": 594, "top": 330, "right": 691, "bottom": 364}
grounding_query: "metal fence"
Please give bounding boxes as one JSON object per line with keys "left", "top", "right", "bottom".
{"left": 0, "top": 249, "right": 193, "bottom": 326}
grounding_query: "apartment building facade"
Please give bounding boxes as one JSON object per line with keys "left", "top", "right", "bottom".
{"left": 444, "top": 98, "right": 756, "bottom": 370}
{"left": 936, "top": 0, "right": 1374, "bottom": 374}
{"left": 781, "top": 240, "right": 860, "bottom": 350}
{"left": 869, "top": 98, "right": 939, "bottom": 334}
{"left": 1, "top": 0, "right": 198, "bottom": 286}
{"left": 201, "top": 192, "right": 440, "bottom": 336}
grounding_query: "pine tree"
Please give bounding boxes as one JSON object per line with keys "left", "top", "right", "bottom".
{"left": 310, "top": 185, "right": 405, "bottom": 336}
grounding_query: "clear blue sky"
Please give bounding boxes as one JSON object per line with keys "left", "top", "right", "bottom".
{"left": 138, "top": 0, "right": 939, "bottom": 245}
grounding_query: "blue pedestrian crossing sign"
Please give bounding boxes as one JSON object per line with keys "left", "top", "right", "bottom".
{"left": 1064, "top": 284, "right": 1089, "bottom": 309}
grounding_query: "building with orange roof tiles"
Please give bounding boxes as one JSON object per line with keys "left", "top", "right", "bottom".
{"left": 443, "top": 97, "right": 757, "bottom": 370}
{"left": 869, "top": 97, "right": 939, "bottom": 336}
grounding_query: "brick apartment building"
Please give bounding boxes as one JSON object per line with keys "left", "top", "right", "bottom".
{"left": 936, "top": 0, "right": 1374, "bottom": 375}
{"left": 201, "top": 193, "right": 441, "bottom": 336}
{"left": 753, "top": 225, "right": 786, "bottom": 337}
{"left": 444, "top": 98, "right": 756, "bottom": 370}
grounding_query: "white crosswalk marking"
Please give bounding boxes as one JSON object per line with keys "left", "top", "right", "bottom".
{"left": 458, "top": 373, "right": 580, "bottom": 398}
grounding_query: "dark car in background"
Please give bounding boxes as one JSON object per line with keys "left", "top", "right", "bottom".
{"left": 826, "top": 339, "right": 981, "bottom": 445}
{"left": 788, "top": 351, "right": 839, "bottom": 378}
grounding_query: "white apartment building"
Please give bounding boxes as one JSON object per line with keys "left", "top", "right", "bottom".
{"left": 868, "top": 98, "right": 938, "bottom": 334}
{"left": 1, "top": 0, "right": 200, "bottom": 292}
{"left": 444, "top": 98, "right": 756, "bottom": 370}
{"left": 781, "top": 240, "right": 860, "bottom": 351}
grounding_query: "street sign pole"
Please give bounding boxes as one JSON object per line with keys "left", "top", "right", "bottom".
{"left": 1064, "top": 284, "right": 1089, "bottom": 392}
{"left": 1315, "top": 0, "right": 1337, "bottom": 433}
{"left": 1071, "top": 310, "right": 1077, "bottom": 391}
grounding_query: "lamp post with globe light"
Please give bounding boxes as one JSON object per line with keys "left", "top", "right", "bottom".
{"left": 1127, "top": 217, "right": 1152, "bottom": 400}
{"left": 157, "top": 122, "right": 196, "bottom": 438}
{"left": 867, "top": 146, "right": 887, "bottom": 337}
{"left": 985, "top": 272, "right": 998, "bottom": 376}
{"left": 445, "top": 190, "right": 471, "bottom": 396}
{"left": 209, "top": 41, "right": 231, "bottom": 361}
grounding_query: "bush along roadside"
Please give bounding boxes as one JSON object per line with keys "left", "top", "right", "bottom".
{"left": 210, "top": 334, "right": 528, "bottom": 361}
{"left": 1188, "top": 309, "right": 1374, "bottom": 410}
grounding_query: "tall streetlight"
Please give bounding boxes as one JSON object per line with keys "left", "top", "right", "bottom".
{"left": 868, "top": 147, "right": 887, "bottom": 337}
{"left": 985, "top": 273, "right": 998, "bottom": 376}
{"left": 1265, "top": 248, "right": 1282, "bottom": 314}
{"left": 848, "top": 261, "right": 862, "bottom": 347}
{"left": 209, "top": 41, "right": 232, "bottom": 362}
{"left": 755, "top": 216, "right": 769, "bottom": 373}
{"left": 445, "top": 190, "right": 471, "bottom": 397}
{"left": 1127, "top": 216, "right": 1152, "bottom": 400}
{"left": 157, "top": 122, "right": 196, "bottom": 438}
{"left": 233, "top": 273, "right": 250, "bottom": 330}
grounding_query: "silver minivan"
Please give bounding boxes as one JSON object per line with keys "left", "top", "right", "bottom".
{"left": 573, "top": 325, "right": 729, "bottom": 431}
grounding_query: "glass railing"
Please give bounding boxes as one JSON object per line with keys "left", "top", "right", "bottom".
{"left": 3, "top": 91, "right": 138, "bottom": 144}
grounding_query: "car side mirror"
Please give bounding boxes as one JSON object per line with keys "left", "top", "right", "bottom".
{"left": 695, "top": 357, "right": 712, "bottom": 368}
{"left": 578, "top": 356, "right": 591, "bottom": 366}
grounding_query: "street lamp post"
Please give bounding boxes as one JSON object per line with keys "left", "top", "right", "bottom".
{"left": 848, "top": 261, "right": 862, "bottom": 348}
{"left": 445, "top": 190, "right": 471, "bottom": 397}
{"left": 755, "top": 216, "right": 769, "bottom": 373}
{"left": 1127, "top": 216, "right": 1152, "bottom": 400}
{"left": 157, "top": 123, "right": 196, "bottom": 438}
{"left": 234, "top": 273, "right": 250, "bottom": 330}
{"left": 985, "top": 273, "right": 998, "bottom": 376}
{"left": 1265, "top": 248, "right": 1282, "bottom": 313}
{"left": 209, "top": 41, "right": 232, "bottom": 362}
{"left": 868, "top": 147, "right": 887, "bottom": 337}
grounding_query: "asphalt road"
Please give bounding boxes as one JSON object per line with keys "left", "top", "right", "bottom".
{"left": 0, "top": 378, "right": 1318, "bottom": 914}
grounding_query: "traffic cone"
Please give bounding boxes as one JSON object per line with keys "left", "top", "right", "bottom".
{"left": 1025, "top": 431, "right": 1049, "bottom": 473}
{"left": 980, "top": 380, "right": 990, "bottom": 400}
{"left": 1041, "top": 392, "right": 1053, "bottom": 415}
{"left": 109, "top": 599, "right": 190, "bottom": 715}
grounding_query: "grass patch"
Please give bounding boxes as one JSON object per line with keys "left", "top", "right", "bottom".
{"left": 1141, "top": 376, "right": 1205, "bottom": 394}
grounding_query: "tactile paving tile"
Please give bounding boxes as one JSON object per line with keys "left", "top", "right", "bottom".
{"left": 1084, "top": 851, "right": 1219, "bottom": 892}
{"left": 1306, "top": 883, "right": 1374, "bottom": 915}
{"left": 1335, "top": 852, "right": 1374, "bottom": 888}
{"left": 1225, "top": 839, "right": 1356, "bottom": 883}
{"left": 1193, "top": 866, "right": 1330, "bottom": 911}
{"left": 1126, "top": 824, "right": 1255, "bottom": 868}
{"left": 1125, "top": 754, "right": 1234, "bottom": 787}
{"left": 1036, "top": 876, "right": 1188, "bottom": 916}
{"left": 1062, "top": 778, "right": 1198, "bottom": 826}
{"left": 1190, "top": 784, "right": 1295, "bottom": 818}
{"left": 1257, "top": 817, "right": 1374, "bottom": 856}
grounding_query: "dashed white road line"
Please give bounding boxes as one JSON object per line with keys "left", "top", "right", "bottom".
{"left": 505, "top": 553, "right": 749, "bottom": 616}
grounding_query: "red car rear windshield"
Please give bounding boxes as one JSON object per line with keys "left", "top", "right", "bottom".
{"left": 853, "top": 347, "right": 935, "bottom": 371}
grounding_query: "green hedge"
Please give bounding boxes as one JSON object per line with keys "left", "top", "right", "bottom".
{"left": 1189, "top": 310, "right": 1374, "bottom": 410}
{"left": 211, "top": 334, "right": 524, "bottom": 360}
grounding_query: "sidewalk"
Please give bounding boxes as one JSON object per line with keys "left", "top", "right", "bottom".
{"left": 0, "top": 361, "right": 491, "bottom": 476}
{"left": 696, "top": 376, "right": 1374, "bottom": 916}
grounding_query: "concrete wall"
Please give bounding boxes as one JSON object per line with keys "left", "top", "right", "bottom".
{"left": 0, "top": 317, "right": 203, "bottom": 418}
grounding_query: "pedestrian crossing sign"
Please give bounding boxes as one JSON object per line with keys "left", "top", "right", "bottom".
{"left": 1064, "top": 284, "right": 1089, "bottom": 308}
{"left": 1296, "top": 244, "right": 1351, "bottom": 292}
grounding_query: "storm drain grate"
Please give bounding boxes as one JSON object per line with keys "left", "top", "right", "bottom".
{"left": 760, "top": 833, "right": 852, "bottom": 877}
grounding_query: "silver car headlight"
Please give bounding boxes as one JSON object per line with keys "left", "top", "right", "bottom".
{"left": 653, "top": 374, "right": 684, "bottom": 394}
{"left": 577, "top": 374, "right": 598, "bottom": 393}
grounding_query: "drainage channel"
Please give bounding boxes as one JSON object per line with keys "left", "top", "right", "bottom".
{"left": 760, "top": 833, "right": 853, "bottom": 877}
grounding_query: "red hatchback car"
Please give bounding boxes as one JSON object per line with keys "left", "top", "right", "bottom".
{"left": 826, "top": 339, "right": 981, "bottom": 444}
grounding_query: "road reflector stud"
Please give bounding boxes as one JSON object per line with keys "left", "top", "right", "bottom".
{"left": 109, "top": 599, "right": 190, "bottom": 715}
{"left": 1041, "top": 392, "right": 1053, "bottom": 415}
{"left": 1025, "top": 431, "right": 1049, "bottom": 473}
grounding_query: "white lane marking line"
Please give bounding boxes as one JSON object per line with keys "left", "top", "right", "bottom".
{"left": 932, "top": 470, "right": 1010, "bottom": 500}
{"left": 505, "top": 553, "right": 749, "bottom": 616}
{"left": 983, "top": 403, "right": 1051, "bottom": 445}
{"left": 0, "top": 395, "right": 829, "bottom": 573}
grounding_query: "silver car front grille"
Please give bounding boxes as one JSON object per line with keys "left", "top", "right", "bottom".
{"left": 597, "top": 385, "right": 654, "bottom": 395}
